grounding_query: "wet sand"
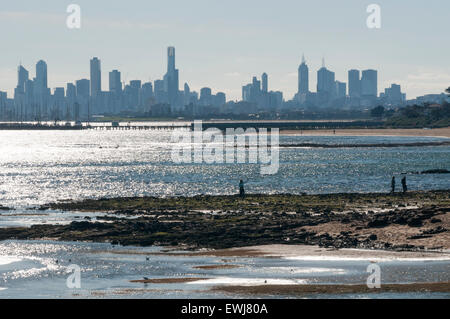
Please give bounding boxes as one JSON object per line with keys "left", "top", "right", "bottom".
{"left": 212, "top": 282, "right": 450, "bottom": 296}
{"left": 130, "top": 277, "right": 210, "bottom": 284}
{"left": 193, "top": 264, "right": 241, "bottom": 270}
{"left": 281, "top": 127, "right": 450, "bottom": 138}
{"left": 210, "top": 244, "right": 450, "bottom": 260}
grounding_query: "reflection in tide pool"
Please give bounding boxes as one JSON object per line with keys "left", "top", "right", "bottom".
{"left": 0, "top": 240, "right": 449, "bottom": 299}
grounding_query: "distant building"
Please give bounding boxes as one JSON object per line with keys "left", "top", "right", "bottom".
{"left": 361, "top": 69, "right": 377, "bottom": 97}
{"left": 380, "top": 84, "right": 405, "bottom": 106}
{"left": 90, "top": 57, "right": 101, "bottom": 97}
{"left": 16, "top": 65, "right": 29, "bottom": 95}
{"left": 317, "top": 63, "right": 335, "bottom": 95}
{"left": 76, "top": 79, "right": 90, "bottom": 98}
{"left": 109, "top": 70, "right": 122, "bottom": 96}
{"left": 262, "top": 73, "right": 268, "bottom": 93}
{"left": 200, "top": 87, "right": 212, "bottom": 106}
{"left": 298, "top": 54, "right": 309, "bottom": 94}
{"left": 335, "top": 81, "right": 346, "bottom": 98}
{"left": 348, "top": 69, "right": 361, "bottom": 98}
{"left": 163, "top": 46, "right": 179, "bottom": 109}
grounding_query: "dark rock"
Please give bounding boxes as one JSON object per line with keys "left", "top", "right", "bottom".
{"left": 407, "top": 218, "right": 423, "bottom": 227}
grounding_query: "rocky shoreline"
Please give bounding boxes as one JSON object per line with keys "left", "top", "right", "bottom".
{"left": 0, "top": 190, "right": 449, "bottom": 251}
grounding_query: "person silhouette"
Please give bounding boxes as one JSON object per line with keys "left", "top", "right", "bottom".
{"left": 239, "top": 179, "right": 245, "bottom": 198}
{"left": 401, "top": 176, "right": 407, "bottom": 193}
{"left": 391, "top": 176, "right": 396, "bottom": 194}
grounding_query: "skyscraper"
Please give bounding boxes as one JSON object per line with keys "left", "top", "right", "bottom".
{"left": 361, "top": 69, "right": 378, "bottom": 97}
{"left": 109, "top": 70, "right": 122, "bottom": 95}
{"left": 335, "top": 81, "right": 347, "bottom": 98}
{"left": 16, "top": 65, "right": 29, "bottom": 94}
{"left": 164, "top": 46, "right": 179, "bottom": 108}
{"left": 200, "top": 87, "right": 212, "bottom": 106}
{"left": 66, "top": 83, "right": 76, "bottom": 100}
{"left": 348, "top": 69, "right": 361, "bottom": 97}
{"left": 35, "top": 60, "right": 48, "bottom": 93}
{"left": 262, "top": 73, "right": 268, "bottom": 93}
{"left": 317, "top": 64, "right": 335, "bottom": 95}
{"left": 90, "top": 57, "right": 101, "bottom": 97}
{"left": 298, "top": 54, "right": 309, "bottom": 94}
{"left": 76, "top": 79, "right": 90, "bottom": 98}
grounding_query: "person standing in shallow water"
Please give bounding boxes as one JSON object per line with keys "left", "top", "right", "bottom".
{"left": 239, "top": 179, "right": 245, "bottom": 198}
{"left": 401, "top": 176, "right": 407, "bottom": 193}
{"left": 391, "top": 176, "right": 396, "bottom": 193}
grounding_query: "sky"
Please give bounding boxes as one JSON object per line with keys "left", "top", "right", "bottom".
{"left": 0, "top": 0, "right": 449, "bottom": 101}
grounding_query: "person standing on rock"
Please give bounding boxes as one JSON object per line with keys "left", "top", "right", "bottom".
{"left": 239, "top": 179, "right": 245, "bottom": 198}
{"left": 391, "top": 176, "right": 396, "bottom": 193}
{"left": 401, "top": 176, "right": 407, "bottom": 193}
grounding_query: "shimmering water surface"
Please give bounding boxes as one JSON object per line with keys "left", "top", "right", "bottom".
{"left": 0, "top": 130, "right": 448, "bottom": 209}
{"left": 0, "top": 129, "right": 449, "bottom": 298}
{"left": 0, "top": 240, "right": 449, "bottom": 299}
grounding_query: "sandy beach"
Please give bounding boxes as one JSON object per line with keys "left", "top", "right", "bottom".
{"left": 281, "top": 127, "right": 450, "bottom": 138}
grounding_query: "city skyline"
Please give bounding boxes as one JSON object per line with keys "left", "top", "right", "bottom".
{"left": 1, "top": 49, "right": 448, "bottom": 103}
{"left": 3, "top": 46, "right": 449, "bottom": 122}
{"left": 0, "top": 0, "right": 449, "bottom": 101}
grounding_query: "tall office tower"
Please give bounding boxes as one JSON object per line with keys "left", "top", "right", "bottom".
{"left": 335, "top": 81, "right": 347, "bottom": 98}
{"left": 262, "top": 73, "right": 268, "bottom": 93}
{"left": 154, "top": 79, "right": 166, "bottom": 103}
{"left": 200, "top": 87, "right": 212, "bottom": 106}
{"left": 361, "top": 69, "right": 378, "bottom": 97}
{"left": 141, "top": 82, "right": 153, "bottom": 106}
{"left": 317, "top": 64, "right": 335, "bottom": 95}
{"left": 76, "top": 79, "right": 90, "bottom": 118}
{"left": 54, "top": 87, "right": 65, "bottom": 99}
{"left": 215, "top": 92, "right": 226, "bottom": 106}
{"left": 90, "top": 57, "right": 101, "bottom": 97}
{"left": 348, "top": 69, "right": 361, "bottom": 97}
{"left": 184, "top": 83, "right": 190, "bottom": 94}
{"left": 25, "top": 80, "right": 34, "bottom": 103}
{"left": 16, "top": 65, "right": 29, "bottom": 94}
{"left": 184, "top": 83, "right": 191, "bottom": 105}
{"left": 35, "top": 60, "right": 48, "bottom": 93}
{"left": 109, "top": 70, "right": 122, "bottom": 95}
{"left": 383, "top": 84, "right": 404, "bottom": 105}
{"left": 66, "top": 83, "right": 76, "bottom": 108}
{"left": 164, "top": 46, "right": 179, "bottom": 107}
{"left": 298, "top": 54, "right": 309, "bottom": 94}
{"left": 242, "top": 84, "right": 252, "bottom": 102}
{"left": 53, "top": 87, "right": 65, "bottom": 117}
{"left": 76, "top": 79, "right": 90, "bottom": 97}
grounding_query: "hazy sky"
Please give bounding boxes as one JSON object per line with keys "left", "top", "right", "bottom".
{"left": 1, "top": 0, "right": 449, "bottom": 101}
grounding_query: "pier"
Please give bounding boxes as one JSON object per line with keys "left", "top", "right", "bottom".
{"left": 0, "top": 120, "right": 384, "bottom": 131}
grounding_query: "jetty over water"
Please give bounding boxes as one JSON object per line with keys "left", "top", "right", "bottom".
{"left": 0, "top": 120, "right": 384, "bottom": 131}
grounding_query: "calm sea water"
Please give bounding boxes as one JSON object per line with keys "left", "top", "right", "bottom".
{"left": 0, "top": 129, "right": 449, "bottom": 298}
{"left": 0, "top": 129, "right": 449, "bottom": 209}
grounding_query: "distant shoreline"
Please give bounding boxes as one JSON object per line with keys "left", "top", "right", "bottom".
{"left": 280, "top": 127, "right": 450, "bottom": 138}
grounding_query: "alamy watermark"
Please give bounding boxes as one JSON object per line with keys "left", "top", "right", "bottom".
{"left": 171, "top": 121, "right": 279, "bottom": 175}
{"left": 366, "top": 263, "right": 381, "bottom": 288}
{"left": 66, "top": 264, "right": 81, "bottom": 289}
{"left": 366, "top": 4, "right": 381, "bottom": 29}
{"left": 66, "top": 4, "right": 81, "bottom": 29}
